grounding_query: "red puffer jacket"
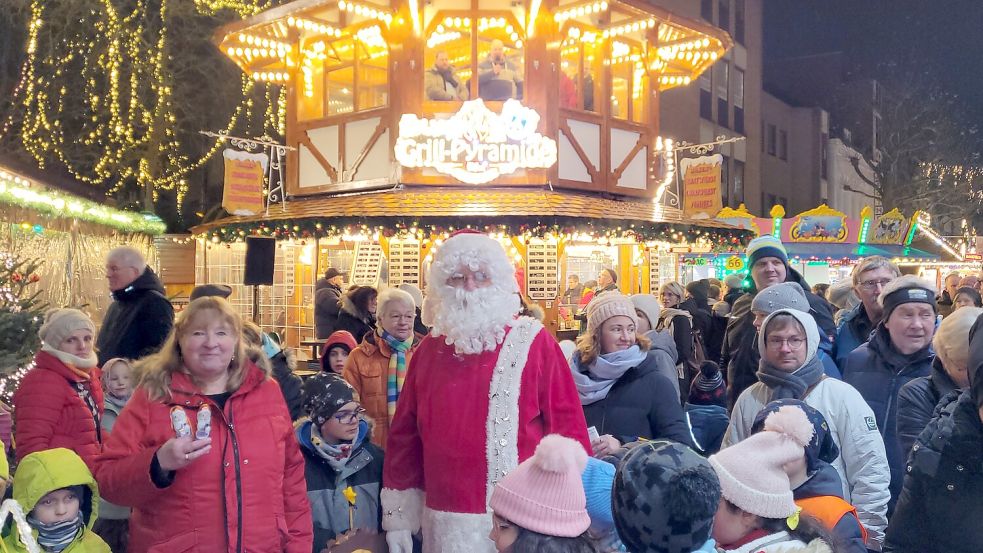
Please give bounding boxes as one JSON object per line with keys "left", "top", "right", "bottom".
{"left": 13, "top": 349, "right": 103, "bottom": 467}
{"left": 94, "top": 361, "right": 313, "bottom": 553}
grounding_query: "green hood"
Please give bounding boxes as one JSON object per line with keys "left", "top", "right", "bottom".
{"left": 13, "top": 448, "right": 99, "bottom": 528}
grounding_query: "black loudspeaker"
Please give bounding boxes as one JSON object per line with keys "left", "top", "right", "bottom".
{"left": 244, "top": 236, "right": 275, "bottom": 285}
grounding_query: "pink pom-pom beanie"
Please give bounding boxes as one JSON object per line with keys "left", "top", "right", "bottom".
{"left": 489, "top": 434, "right": 591, "bottom": 537}
{"left": 708, "top": 406, "right": 814, "bottom": 519}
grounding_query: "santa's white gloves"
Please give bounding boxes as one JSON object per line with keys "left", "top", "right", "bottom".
{"left": 386, "top": 530, "right": 413, "bottom": 553}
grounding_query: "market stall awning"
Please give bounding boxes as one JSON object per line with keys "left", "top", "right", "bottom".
{"left": 784, "top": 243, "right": 939, "bottom": 262}
{"left": 190, "top": 187, "right": 752, "bottom": 244}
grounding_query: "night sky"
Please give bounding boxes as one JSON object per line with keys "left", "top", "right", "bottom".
{"left": 763, "top": 0, "right": 983, "bottom": 148}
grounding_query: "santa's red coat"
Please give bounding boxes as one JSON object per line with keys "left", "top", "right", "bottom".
{"left": 382, "top": 317, "right": 590, "bottom": 551}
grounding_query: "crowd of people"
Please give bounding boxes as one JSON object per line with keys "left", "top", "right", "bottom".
{"left": 4, "top": 233, "right": 983, "bottom": 553}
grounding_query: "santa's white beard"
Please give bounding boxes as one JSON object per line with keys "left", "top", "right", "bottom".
{"left": 426, "top": 286, "right": 520, "bottom": 356}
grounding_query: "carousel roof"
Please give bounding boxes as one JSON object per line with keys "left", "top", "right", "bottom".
{"left": 192, "top": 187, "right": 740, "bottom": 232}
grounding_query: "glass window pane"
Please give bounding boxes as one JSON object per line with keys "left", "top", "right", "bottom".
{"left": 477, "top": 19, "right": 524, "bottom": 101}
{"left": 583, "top": 39, "right": 601, "bottom": 112}
{"left": 299, "top": 48, "right": 324, "bottom": 121}
{"left": 355, "top": 26, "right": 388, "bottom": 110}
{"left": 325, "top": 37, "right": 355, "bottom": 115}
{"left": 425, "top": 18, "right": 472, "bottom": 101}
{"left": 609, "top": 40, "right": 641, "bottom": 120}
{"left": 734, "top": 68, "right": 744, "bottom": 108}
{"left": 631, "top": 61, "right": 646, "bottom": 123}
{"left": 560, "top": 34, "right": 581, "bottom": 109}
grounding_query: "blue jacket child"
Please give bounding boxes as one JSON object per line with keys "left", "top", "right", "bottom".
{"left": 684, "top": 361, "right": 729, "bottom": 455}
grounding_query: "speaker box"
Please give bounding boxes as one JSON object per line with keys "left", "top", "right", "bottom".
{"left": 244, "top": 236, "right": 275, "bottom": 285}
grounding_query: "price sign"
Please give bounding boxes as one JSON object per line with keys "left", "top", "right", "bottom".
{"left": 351, "top": 243, "right": 384, "bottom": 286}
{"left": 388, "top": 239, "right": 421, "bottom": 286}
{"left": 725, "top": 256, "right": 746, "bottom": 271}
{"left": 526, "top": 239, "right": 559, "bottom": 300}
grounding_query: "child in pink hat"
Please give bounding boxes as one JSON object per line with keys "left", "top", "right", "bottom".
{"left": 488, "top": 434, "right": 595, "bottom": 553}
{"left": 709, "top": 406, "right": 835, "bottom": 552}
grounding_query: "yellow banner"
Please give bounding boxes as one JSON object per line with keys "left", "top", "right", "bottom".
{"left": 680, "top": 154, "right": 723, "bottom": 218}
{"left": 222, "top": 149, "right": 267, "bottom": 216}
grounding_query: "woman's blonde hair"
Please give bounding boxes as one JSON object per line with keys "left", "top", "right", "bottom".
{"left": 659, "top": 282, "right": 685, "bottom": 302}
{"left": 933, "top": 307, "right": 983, "bottom": 371}
{"left": 575, "top": 321, "right": 651, "bottom": 366}
{"left": 136, "top": 297, "right": 269, "bottom": 401}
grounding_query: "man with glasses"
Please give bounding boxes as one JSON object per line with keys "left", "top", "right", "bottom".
{"left": 833, "top": 256, "right": 901, "bottom": 370}
{"left": 723, "top": 309, "right": 890, "bottom": 551}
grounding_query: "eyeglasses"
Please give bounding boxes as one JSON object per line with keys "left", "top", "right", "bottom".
{"left": 332, "top": 407, "right": 366, "bottom": 424}
{"left": 859, "top": 279, "right": 893, "bottom": 291}
{"left": 766, "top": 337, "right": 806, "bottom": 349}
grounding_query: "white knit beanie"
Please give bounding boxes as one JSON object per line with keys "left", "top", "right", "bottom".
{"left": 586, "top": 293, "right": 639, "bottom": 334}
{"left": 629, "top": 294, "right": 661, "bottom": 329}
{"left": 39, "top": 308, "right": 96, "bottom": 349}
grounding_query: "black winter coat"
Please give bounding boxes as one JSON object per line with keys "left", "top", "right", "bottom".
{"left": 896, "top": 357, "right": 960, "bottom": 460}
{"left": 720, "top": 267, "right": 835, "bottom": 408}
{"left": 579, "top": 352, "right": 694, "bottom": 448}
{"left": 314, "top": 282, "right": 343, "bottom": 339}
{"left": 270, "top": 350, "right": 304, "bottom": 420}
{"left": 96, "top": 268, "right": 174, "bottom": 365}
{"left": 843, "top": 327, "right": 933, "bottom": 513}
{"left": 884, "top": 391, "right": 983, "bottom": 553}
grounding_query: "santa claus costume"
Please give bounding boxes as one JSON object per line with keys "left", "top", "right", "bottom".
{"left": 381, "top": 231, "right": 591, "bottom": 553}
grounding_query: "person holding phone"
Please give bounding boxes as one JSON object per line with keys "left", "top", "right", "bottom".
{"left": 95, "top": 296, "right": 313, "bottom": 553}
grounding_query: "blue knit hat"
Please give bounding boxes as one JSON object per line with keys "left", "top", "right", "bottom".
{"left": 746, "top": 235, "right": 788, "bottom": 267}
{"left": 582, "top": 457, "right": 615, "bottom": 531}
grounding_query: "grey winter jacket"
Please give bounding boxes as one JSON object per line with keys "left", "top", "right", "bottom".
{"left": 642, "top": 329, "right": 680, "bottom": 401}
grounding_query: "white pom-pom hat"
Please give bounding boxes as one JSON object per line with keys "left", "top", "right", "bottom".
{"left": 489, "top": 434, "right": 591, "bottom": 537}
{"left": 709, "top": 406, "right": 814, "bottom": 518}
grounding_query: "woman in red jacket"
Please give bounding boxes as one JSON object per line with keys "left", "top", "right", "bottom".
{"left": 14, "top": 308, "right": 103, "bottom": 467}
{"left": 95, "top": 297, "right": 313, "bottom": 553}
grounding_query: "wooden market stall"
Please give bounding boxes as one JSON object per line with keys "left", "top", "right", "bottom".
{"left": 193, "top": 0, "right": 752, "bottom": 351}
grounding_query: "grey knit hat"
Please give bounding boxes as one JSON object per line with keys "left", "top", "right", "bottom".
{"left": 751, "top": 282, "right": 809, "bottom": 315}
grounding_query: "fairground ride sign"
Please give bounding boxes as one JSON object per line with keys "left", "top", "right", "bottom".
{"left": 394, "top": 99, "right": 558, "bottom": 184}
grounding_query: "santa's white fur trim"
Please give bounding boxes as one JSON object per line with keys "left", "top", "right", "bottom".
{"left": 381, "top": 487, "right": 424, "bottom": 533}
{"left": 422, "top": 507, "right": 496, "bottom": 553}
{"left": 485, "top": 317, "right": 540, "bottom": 503}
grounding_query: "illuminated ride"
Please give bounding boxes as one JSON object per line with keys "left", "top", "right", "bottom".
{"left": 195, "top": 0, "right": 751, "bottom": 341}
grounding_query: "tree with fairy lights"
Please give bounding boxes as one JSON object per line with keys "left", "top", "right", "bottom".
{"left": 0, "top": 253, "right": 45, "bottom": 403}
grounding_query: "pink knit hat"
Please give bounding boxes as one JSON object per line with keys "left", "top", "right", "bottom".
{"left": 586, "top": 293, "right": 638, "bottom": 334}
{"left": 489, "top": 434, "right": 591, "bottom": 537}
{"left": 708, "top": 406, "right": 814, "bottom": 519}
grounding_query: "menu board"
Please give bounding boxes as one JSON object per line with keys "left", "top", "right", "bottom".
{"left": 351, "top": 242, "right": 384, "bottom": 286}
{"left": 649, "top": 248, "right": 661, "bottom": 293}
{"left": 526, "top": 239, "right": 559, "bottom": 300}
{"left": 388, "top": 238, "right": 421, "bottom": 286}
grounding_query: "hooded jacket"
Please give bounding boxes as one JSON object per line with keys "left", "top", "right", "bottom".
{"left": 270, "top": 348, "right": 304, "bottom": 420}
{"left": 896, "top": 357, "right": 960, "bottom": 460}
{"left": 724, "top": 377, "right": 890, "bottom": 547}
{"left": 843, "top": 326, "right": 933, "bottom": 510}
{"left": 96, "top": 268, "right": 173, "bottom": 365}
{"left": 793, "top": 463, "right": 868, "bottom": 553}
{"left": 575, "top": 350, "right": 694, "bottom": 447}
{"left": 884, "top": 391, "right": 983, "bottom": 553}
{"left": 335, "top": 293, "right": 376, "bottom": 345}
{"left": 95, "top": 360, "right": 313, "bottom": 553}
{"left": 297, "top": 418, "right": 384, "bottom": 551}
{"left": 315, "top": 281, "right": 343, "bottom": 340}
{"left": 4, "top": 448, "right": 110, "bottom": 553}
{"left": 644, "top": 329, "right": 681, "bottom": 400}
{"left": 720, "top": 268, "right": 835, "bottom": 408}
{"left": 342, "top": 331, "right": 423, "bottom": 449}
{"left": 14, "top": 349, "right": 104, "bottom": 468}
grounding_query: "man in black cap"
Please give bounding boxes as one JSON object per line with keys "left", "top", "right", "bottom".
{"left": 315, "top": 268, "right": 345, "bottom": 339}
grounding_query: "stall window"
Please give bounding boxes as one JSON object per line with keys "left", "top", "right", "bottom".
{"left": 319, "top": 27, "right": 389, "bottom": 116}
{"left": 425, "top": 17, "right": 472, "bottom": 101}
{"left": 559, "top": 26, "right": 601, "bottom": 112}
{"left": 476, "top": 17, "right": 524, "bottom": 101}
{"left": 610, "top": 40, "right": 645, "bottom": 123}
{"left": 299, "top": 44, "right": 325, "bottom": 120}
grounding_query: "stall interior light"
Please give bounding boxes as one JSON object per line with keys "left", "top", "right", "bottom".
{"left": 554, "top": 1, "right": 609, "bottom": 23}
{"left": 337, "top": 0, "right": 394, "bottom": 25}
{"left": 251, "top": 71, "right": 290, "bottom": 82}
{"left": 286, "top": 17, "right": 343, "bottom": 37}
{"left": 602, "top": 17, "right": 656, "bottom": 39}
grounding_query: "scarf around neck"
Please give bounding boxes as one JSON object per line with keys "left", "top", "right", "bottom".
{"left": 310, "top": 423, "right": 356, "bottom": 472}
{"left": 572, "top": 345, "right": 647, "bottom": 405}
{"left": 29, "top": 511, "right": 84, "bottom": 553}
{"left": 757, "top": 353, "right": 826, "bottom": 401}
{"left": 381, "top": 330, "right": 413, "bottom": 421}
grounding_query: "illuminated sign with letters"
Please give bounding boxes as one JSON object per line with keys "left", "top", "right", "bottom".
{"left": 394, "top": 99, "right": 558, "bottom": 184}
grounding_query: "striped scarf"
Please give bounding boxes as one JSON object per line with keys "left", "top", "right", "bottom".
{"left": 381, "top": 330, "right": 413, "bottom": 420}
{"left": 29, "top": 511, "right": 84, "bottom": 552}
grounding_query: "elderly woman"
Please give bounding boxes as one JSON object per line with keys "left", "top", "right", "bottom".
{"left": 570, "top": 293, "right": 692, "bottom": 458}
{"left": 95, "top": 297, "right": 313, "bottom": 553}
{"left": 896, "top": 306, "right": 982, "bottom": 458}
{"left": 343, "top": 288, "right": 421, "bottom": 449}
